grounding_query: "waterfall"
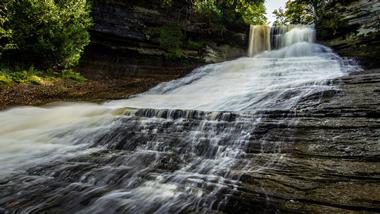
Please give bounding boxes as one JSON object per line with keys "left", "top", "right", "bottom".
{"left": 248, "top": 25, "right": 316, "bottom": 57}
{"left": 0, "top": 26, "right": 361, "bottom": 213}
{"left": 248, "top": 25, "right": 271, "bottom": 57}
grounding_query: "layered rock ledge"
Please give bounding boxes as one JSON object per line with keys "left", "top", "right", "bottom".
{"left": 0, "top": 69, "right": 379, "bottom": 213}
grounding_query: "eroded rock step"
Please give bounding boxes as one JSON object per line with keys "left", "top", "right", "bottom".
{"left": 1, "top": 70, "right": 380, "bottom": 213}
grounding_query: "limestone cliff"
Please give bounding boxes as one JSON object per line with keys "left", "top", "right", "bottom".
{"left": 317, "top": 0, "right": 380, "bottom": 68}
{"left": 79, "top": 0, "right": 247, "bottom": 78}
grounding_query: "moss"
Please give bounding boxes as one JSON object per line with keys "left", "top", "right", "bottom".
{"left": 61, "top": 70, "right": 87, "bottom": 82}
{"left": 160, "top": 23, "right": 185, "bottom": 59}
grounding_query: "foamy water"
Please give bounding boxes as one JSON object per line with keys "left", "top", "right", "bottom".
{"left": 0, "top": 26, "right": 361, "bottom": 213}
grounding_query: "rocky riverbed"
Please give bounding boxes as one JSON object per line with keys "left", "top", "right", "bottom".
{"left": 1, "top": 67, "right": 379, "bottom": 213}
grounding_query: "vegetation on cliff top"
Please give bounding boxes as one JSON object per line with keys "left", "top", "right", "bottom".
{"left": 0, "top": 0, "right": 92, "bottom": 78}
{"left": 192, "top": 0, "right": 267, "bottom": 25}
{"left": 1, "top": 0, "right": 267, "bottom": 84}
{"left": 160, "top": 0, "right": 267, "bottom": 25}
{"left": 272, "top": 0, "right": 357, "bottom": 40}
{"left": 156, "top": 0, "right": 267, "bottom": 59}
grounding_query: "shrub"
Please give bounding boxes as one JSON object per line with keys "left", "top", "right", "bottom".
{"left": 0, "top": 64, "right": 87, "bottom": 85}
{"left": 0, "top": 72, "right": 12, "bottom": 85}
{"left": 0, "top": 0, "right": 14, "bottom": 53}
{"left": 0, "top": 65, "right": 45, "bottom": 85}
{"left": 193, "top": 0, "right": 267, "bottom": 25}
{"left": 2, "top": 0, "right": 92, "bottom": 68}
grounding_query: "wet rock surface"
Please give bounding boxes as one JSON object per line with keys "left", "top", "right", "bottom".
{"left": 0, "top": 69, "right": 379, "bottom": 213}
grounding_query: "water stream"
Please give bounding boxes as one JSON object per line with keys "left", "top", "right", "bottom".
{"left": 0, "top": 26, "right": 360, "bottom": 213}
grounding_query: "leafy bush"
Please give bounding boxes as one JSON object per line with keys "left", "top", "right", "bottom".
{"left": 194, "top": 0, "right": 222, "bottom": 17}
{"left": 0, "top": 65, "right": 86, "bottom": 85}
{"left": 1, "top": 0, "right": 92, "bottom": 68}
{"left": 193, "top": 0, "right": 267, "bottom": 25}
{"left": 0, "top": 72, "right": 12, "bottom": 85}
{"left": 0, "top": 66, "right": 44, "bottom": 85}
{"left": 0, "top": 0, "right": 14, "bottom": 53}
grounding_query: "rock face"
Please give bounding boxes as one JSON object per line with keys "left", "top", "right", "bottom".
{"left": 79, "top": 0, "right": 247, "bottom": 79}
{"left": 228, "top": 68, "right": 380, "bottom": 213}
{"left": 317, "top": 0, "right": 380, "bottom": 68}
{"left": 1, "top": 69, "right": 379, "bottom": 213}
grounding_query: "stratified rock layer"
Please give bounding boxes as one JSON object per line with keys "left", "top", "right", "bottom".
{"left": 227, "top": 69, "right": 380, "bottom": 213}
{"left": 0, "top": 69, "right": 379, "bottom": 213}
{"left": 318, "top": 0, "right": 380, "bottom": 68}
{"left": 79, "top": 0, "right": 246, "bottom": 79}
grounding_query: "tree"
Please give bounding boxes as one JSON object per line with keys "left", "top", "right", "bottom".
{"left": 0, "top": 0, "right": 14, "bottom": 53}
{"left": 1, "top": 0, "right": 92, "bottom": 69}
{"left": 193, "top": 0, "right": 267, "bottom": 25}
{"left": 273, "top": 0, "right": 327, "bottom": 25}
{"left": 272, "top": 8, "right": 287, "bottom": 26}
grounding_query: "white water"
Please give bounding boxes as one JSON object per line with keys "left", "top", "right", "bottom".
{"left": 0, "top": 103, "right": 117, "bottom": 178}
{"left": 0, "top": 26, "right": 361, "bottom": 212}
{"left": 106, "top": 41, "right": 350, "bottom": 111}
{"left": 0, "top": 27, "right": 357, "bottom": 178}
{"left": 249, "top": 25, "right": 316, "bottom": 56}
{"left": 248, "top": 25, "right": 271, "bottom": 57}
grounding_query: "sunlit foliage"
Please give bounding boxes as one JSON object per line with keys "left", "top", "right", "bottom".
{"left": 1, "top": 0, "right": 92, "bottom": 69}
{"left": 273, "top": 0, "right": 328, "bottom": 25}
{"left": 193, "top": 0, "right": 267, "bottom": 25}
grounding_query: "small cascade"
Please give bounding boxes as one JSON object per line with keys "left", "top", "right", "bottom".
{"left": 249, "top": 25, "right": 316, "bottom": 56}
{"left": 248, "top": 25, "right": 271, "bottom": 57}
{"left": 0, "top": 23, "right": 361, "bottom": 214}
{"left": 270, "top": 26, "right": 291, "bottom": 50}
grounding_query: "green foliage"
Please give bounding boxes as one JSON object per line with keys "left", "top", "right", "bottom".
{"left": 1, "top": 0, "right": 92, "bottom": 68}
{"left": 234, "top": 0, "right": 267, "bottom": 25}
{"left": 0, "top": 0, "right": 14, "bottom": 52}
{"left": 193, "top": 0, "right": 267, "bottom": 25}
{"left": 0, "top": 65, "right": 87, "bottom": 85}
{"left": 0, "top": 72, "right": 12, "bottom": 85}
{"left": 61, "top": 70, "right": 87, "bottom": 82}
{"left": 272, "top": 8, "right": 287, "bottom": 26}
{"left": 316, "top": 1, "right": 352, "bottom": 39}
{"left": 160, "top": 23, "right": 184, "bottom": 59}
{"left": 0, "top": 65, "right": 44, "bottom": 85}
{"left": 194, "top": 0, "right": 222, "bottom": 17}
{"left": 273, "top": 0, "right": 349, "bottom": 38}
{"left": 273, "top": 0, "right": 324, "bottom": 25}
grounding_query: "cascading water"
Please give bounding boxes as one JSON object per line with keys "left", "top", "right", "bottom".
{"left": 0, "top": 26, "right": 360, "bottom": 213}
{"left": 248, "top": 25, "right": 316, "bottom": 57}
{"left": 248, "top": 25, "right": 271, "bottom": 57}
